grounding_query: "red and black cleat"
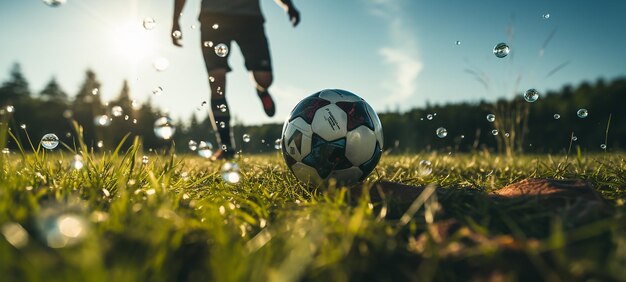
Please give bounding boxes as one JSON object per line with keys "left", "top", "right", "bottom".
{"left": 257, "top": 89, "right": 276, "bottom": 117}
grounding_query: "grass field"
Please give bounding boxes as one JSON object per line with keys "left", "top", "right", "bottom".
{"left": 1, "top": 131, "right": 625, "bottom": 281}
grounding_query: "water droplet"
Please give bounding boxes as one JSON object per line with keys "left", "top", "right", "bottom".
{"left": 124, "top": 115, "right": 129, "bottom": 120}
{"left": 577, "top": 108, "right": 588, "bottom": 118}
{"left": 493, "top": 42, "right": 510, "bottom": 58}
{"left": 91, "top": 88, "right": 99, "bottom": 95}
{"left": 599, "top": 144, "right": 607, "bottom": 150}
{"left": 41, "top": 133, "right": 59, "bottom": 150}
{"left": 219, "top": 121, "right": 226, "bottom": 128}
{"left": 142, "top": 17, "right": 156, "bottom": 30}
{"left": 455, "top": 40, "right": 461, "bottom": 45}
{"left": 1, "top": 222, "right": 29, "bottom": 248}
{"left": 209, "top": 76, "right": 215, "bottom": 83}
{"left": 172, "top": 30, "right": 182, "bottom": 39}
{"left": 153, "top": 117, "right": 176, "bottom": 140}
{"left": 242, "top": 134, "right": 251, "bottom": 143}
{"left": 553, "top": 113, "right": 561, "bottom": 120}
{"left": 460, "top": 135, "right": 465, "bottom": 139}
{"left": 42, "top": 0, "right": 66, "bottom": 7}
{"left": 212, "top": 23, "right": 219, "bottom": 29}
{"left": 37, "top": 211, "right": 87, "bottom": 248}
{"left": 523, "top": 88, "right": 539, "bottom": 102}
{"left": 6, "top": 105, "right": 14, "bottom": 113}
{"left": 197, "top": 141, "right": 214, "bottom": 158}
{"left": 97, "top": 140, "right": 104, "bottom": 148}
{"left": 203, "top": 41, "right": 214, "bottom": 48}
{"left": 71, "top": 155, "right": 83, "bottom": 170}
{"left": 2, "top": 148, "right": 9, "bottom": 154}
{"left": 221, "top": 144, "right": 228, "bottom": 150}
{"left": 20, "top": 124, "right": 27, "bottom": 129}
{"left": 188, "top": 140, "right": 198, "bottom": 151}
{"left": 542, "top": 13, "right": 550, "bottom": 19}
{"left": 504, "top": 132, "right": 510, "bottom": 137}
{"left": 153, "top": 57, "right": 170, "bottom": 71}
{"left": 418, "top": 160, "right": 432, "bottom": 176}
{"left": 436, "top": 127, "right": 447, "bottom": 138}
{"left": 491, "top": 129, "right": 499, "bottom": 136}
{"left": 142, "top": 155, "right": 149, "bottom": 164}
{"left": 132, "top": 119, "right": 137, "bottom": 124}
{"left": 274, "top": 139, "right": 281, "bottom": 150}
{"left": 94, "top": 115, "right": 111, "bottom": 127}
{"left": 111, "top": 106, "right": 123, "bottom": 117}
{"left": 426, "top": 114, "right": 433, "bottom": 120}
{"left": 102, "top": 188, "right": 110, "bottom": 197}
{"left": 152, "top": 86, "right": 163, "bottom": 95}
{"left": 218, "top": 104, "right": 227, "bottom": 112}
{"left": 214, "top": 43, "right": 229, "bottom": 57}
{"left": 221, "top": 162, "right": 241, "bottom": 184}
{"left": 486, "top": 114, "right": 496, "bottom": 122}
{"left": 131, "top": 100, "right": 141, "bottom": 110}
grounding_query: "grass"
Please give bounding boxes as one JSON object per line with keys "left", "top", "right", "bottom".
{"left": 1, "top": 124, "right": 625, "bottom": 281}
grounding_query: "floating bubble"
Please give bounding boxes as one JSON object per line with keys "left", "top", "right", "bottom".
{"left": 212, "top": 23, "right": 219, "bottom": 30}
{"left": 94, "top": 115, "right": 111, "bottom": 127}
{"left": 172, "top": 30, "right": 182, "bottom": 39}
{"left": 124, "top": 115, "right": 129, "bottom": 120}
{"left": 426, "top": 114, "right": 433, "bottom": 120}
{"left": 153, "top": 57, "right": 170, "bottom": 71}
{"left": 152, "top": 86, "right": 163, "bottom": 95}
{"left": 218, "top": 104, "right": 227, "bottom": 112}
{"left": 504, "top": 132, "right": 510, "bottom": 138}
{"left": 20, "top": 124, "right": 27, "bottom": 129}
{"left": 111, "top": 106, "right": 123, "bottom": 117}
{"left": 63, "top": 109, "right": 73, "bottom": 119}
{"left": 42, "top": 0, "right": 66, "bottom": 7}
{"left": 214, "top": 43, "right": 229, "bottom": 57}
{"left": 571, "top": 136, "right": 578, "bottom": 141}
{"left": 197, "top": 141, "right": 213, "bottom": 158}
{"left": 524, "top": 88, "right": 539, "bottom": 102}
{"left": 600, "top": 144, "right": 607, "bottom": 150}
{"left": 188, "top": 140, "right": 198, "bottom": 151}
{"left": 242, "top": 134, "right": 251, "bottom": 143}
{"left": 219, "top": 121, "right": 226, "bottom": 128}
{"left": 91, "top": 88, "right": 99, "bottom": 95}
{"left": 1, "top": 222, "right": 29, "bottom": 248}
{"left": 221, "top": 144, "right": 228, "bottom": 150}
{"left": 577, "top": 108, "right": 588, "bottom": 118}
{"left": 436, "top": 127, "right": 447, "bottom": 138}
{"left": 142, "top": 155, "right": 149, "bottom": 164}
{"left": 6, "top": 105, "right": 14, "bottom": 113}
{"left": 493, "top": 42, "right": 510, "bottom": 58}
{"left": 418, "top": 160, "right": 432, "bottom": 176}
{"left": 201, "top": 101, "right": 208, "bottom": 107}
{"left": 142, "top": 17, "right": 156, "bottom": 30}
{"left": 221, "top": 162, "right": 241, "bottom": 184}
{"left": 486, "top": 114, "right": 496, "bottom": 122}
{"left": 97, "top": 140, "right": 104, "bottom": 148}
{"left": 553, "top": 113, "right": 561, "bottom": 120}
{"left": 131, "top": 100, "right": 141, "bottom": 110}
{"left": 208, "top": 76, "right": 215, "bottom": 83}
{"left": 274, "top": 139, "right": 281, "bottom": 150}
{"left": 37, "top": 212, "right": 87, "bottom": 248}
{"left": 41, "top": 133, "right": 59, "bottom": 150}
{"left": 71, "top": 155, "right": 83, "bottom": 170}
{"left": 455, "top": 40, "right": 461, "bottom": 45}
{"left": 542, "top": 13, "right": 550, "bottom": 19}
{"left": 153, "top": 117, "right": 176, "bottom": 140}
{"left": 460, "top": 135, "right": 465, "bottom": 139}
{"left": 491, "top": 129, "right": 499, "bottom": 136}
{"left": 203, "top": 41, "right": 214, "bottom": 48}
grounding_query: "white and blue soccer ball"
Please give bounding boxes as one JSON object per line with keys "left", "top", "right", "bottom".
{"left": 281, "top": 89, "right": 383, "bottom": 187}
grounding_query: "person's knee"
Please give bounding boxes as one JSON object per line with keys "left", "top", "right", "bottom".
{"left": 253, "top": 71, "right": 273, "bottom": 89}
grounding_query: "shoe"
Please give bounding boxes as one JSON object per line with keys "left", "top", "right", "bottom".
{"left": 210, "top": 148, "right": 235, "bottom": 161}
{"left": 257, "top": 89, "right": 276, "bottom": 117}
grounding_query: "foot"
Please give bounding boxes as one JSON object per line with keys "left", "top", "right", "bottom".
{"left": 257, "top": 89, "right": 276, "bottom": 117}
{"left": 210, "top": 148, "right": 235, "bottom": 161}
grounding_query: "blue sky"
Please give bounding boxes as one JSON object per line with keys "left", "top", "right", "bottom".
{"left": 1, "top": 0, "right": 625, "bottom": 125}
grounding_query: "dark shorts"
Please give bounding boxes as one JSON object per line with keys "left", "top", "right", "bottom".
{"left": 199, "top": 14, "right": 272, "bottom": 73}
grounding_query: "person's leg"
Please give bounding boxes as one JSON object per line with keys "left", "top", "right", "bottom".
{"left": 252, "top": 70, "right": 276, "bottom": 117}
{"left": 207, "top": 68, "right": 235, "bottom": 155}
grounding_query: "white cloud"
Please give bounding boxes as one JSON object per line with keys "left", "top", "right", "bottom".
{"left": 365, "top": 0, "right": 423, "bottom": 106}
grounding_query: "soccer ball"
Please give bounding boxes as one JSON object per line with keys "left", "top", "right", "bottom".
{"left": 281, "top": 89, "right": 383, "bottom": 187}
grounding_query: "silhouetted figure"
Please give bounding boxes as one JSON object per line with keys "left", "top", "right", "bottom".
{"left": 172, "top": 0, "right": 300, "bottom": 159}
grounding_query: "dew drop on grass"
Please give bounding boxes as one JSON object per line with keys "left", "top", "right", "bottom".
{"left": 418, "top": 160, "right": 432, "bottom": 176}
{"left": 97, "top": 140, "right": 104, "bottom": 148}
{"left": 20, "top": 124, "right": 26, "bottom": 129}
{"left": 188, "top": 140, "right": 198, "bottom": 151}
{"left": 436, "top": 127, "right": 447, "bottom": 138}
{"left": 601, "top": 144, "right": 607, "bottom": 150}
{"left": 504, "top": 132, "right": 510, "bottom": 137}
{"left": 94, "top": 115, "right": 111, "bottom": 127}
{"left": 486, "top": 114, "right": 496, "bottom": 122}
{"left": 153, "top": 117, "right": 176, "bottom": 140}
{"left": 554, "top": 113, "right": 561, "bottom": 120}
{"left": 111, "top": 106, "right": 123, "bottom": 117}
{"left": 572, "top": 136, "right": 578, "bottom": 141}
{"left": 197, "top": 141, "right": 213, "bottom": 158}
{"left": 214, "top": 44, "right": 229, "bottom": 57}
{"left": 71, "top": 155, "right": 83, "bottom": 170}
{"left": 577, "top": 108, "right": 588, "bottom": 118}
{"left": 491, "top": 129, "right": 499, "bottom": 136}
{"left": 41, "top": 133, "right": 59, "bottom": 150}
{"left": 493, "top": 42, "right": 510, "bottom": 58}
{"left": 142, "top": 155, "right": 149, "bottom": 164}
{"left": 221, "top": 162, "right": 241, "bottom": 184}
{"left": 524, "top": 89, "right": 539, "bottom": 102}
{"left": 221, "top": 144, "right": 228, "bottom": 150}
{"left": 243, "top": 134, "right": 251, "bottom": 143}
{"left": 142, "top": 17, "right": 156, "bottom": 30}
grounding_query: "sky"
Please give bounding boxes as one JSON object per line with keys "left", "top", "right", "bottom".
{"left": 1, "top": 0, "right": 625, "bottom": 125}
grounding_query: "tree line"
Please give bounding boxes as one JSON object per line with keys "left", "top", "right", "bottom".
{"left": 0, "top": 63, "right": 624, "bottom": 155}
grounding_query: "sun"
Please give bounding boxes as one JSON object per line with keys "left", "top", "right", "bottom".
{"left": 112, "top": 21, "right": 155, "bottom": 61}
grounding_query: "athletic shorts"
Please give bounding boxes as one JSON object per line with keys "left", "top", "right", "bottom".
{"left": 199, "top": 14, "right": 272, "bottom": 72}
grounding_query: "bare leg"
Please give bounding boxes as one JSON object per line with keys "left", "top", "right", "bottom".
{"left": 252, "top": 70, "right": 276, "bottom": 117}
{"left": 207, "top": 69, "right": 234, "bottom": 151}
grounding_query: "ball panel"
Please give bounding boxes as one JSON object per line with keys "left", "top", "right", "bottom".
{"left": 302, "top": 134, "right": 352, "bottom": 178}
{"left": 335, "top": 101, "right": 375, "bottom": 131}
{"left": 291, "top": 162, "right": 324, "bottom": 187}
{"left": 318, "top": 89, "right": 363, "bottom": 103}
{"left": 311, "top": 104, "right": 348, "bottom": 142}
{"left": 288, "top": 94, "right": 330, "bottom": 124}
{"left": 345, "top": 125, "right": 377, "bottom": 166}
{"left": 358, "top": 141, "right": 382, "bottom": 181}
{"left": 364, "top": 102, "right": 384, "bottom": 148}
{"left": 283, "top": 117, "right": 313, "bottom": 161}
{"left": 327, "top": 166, "right": 363, "bottom": 186}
